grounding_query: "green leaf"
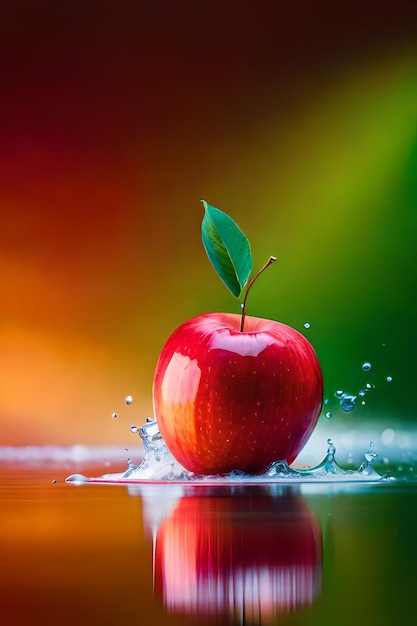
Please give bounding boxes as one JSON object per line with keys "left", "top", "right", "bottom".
{"left": 201, "top": 200, "right": 252, "bottom": 297}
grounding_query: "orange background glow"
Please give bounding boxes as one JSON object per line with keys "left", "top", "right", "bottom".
{"left": 1, "top": 1, "right": 416, "bottom": 447}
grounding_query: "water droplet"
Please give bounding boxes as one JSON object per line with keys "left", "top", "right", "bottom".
{"left": 325, "top": 411, "right": 333, "bottom": 419}
{"left": 362, "top": 362, "right": 372, "bottom": 372}
{"left": 361, "top": 400, "right": 366, "bottom": 405}
{"left": 130, "top": 424, "right": 138, "bottom": 434}
{"left": 335, "top": 390, "right": 344, "bottom": 398}
{"left": 359, "top": 389, "right": 366, "bottom": 397}
{"left": 386, "top": 376, "right": 393, "bottom": 382}
{"left": 52, "top": 479, "right": 57, "bottom": 484}
{"left": 324, "top": 398, "right": 329, "bottom": 405}
{"left": 366, "top": 383, "right": 373, "bottom": 390}
{"left": 340, "top": 394, "right": 356, "bottom": 412}
{"left": 111, "top": 412, "right": 118, "bottom": 419}
{"left": 304, "top": 322, "right": 311, "bottom": 329}
{"left": 65, "top": 474, "right": 88, "bottom": 483}
{"left": 125, "top": 395, "right": 133, "bottom": 405}
{"left": 369, "top": 441, "right": 375, "bottom": 448}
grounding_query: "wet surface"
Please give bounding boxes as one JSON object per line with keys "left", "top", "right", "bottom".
{"left": 1, "top": 461, "right": 417, "bottom": 626}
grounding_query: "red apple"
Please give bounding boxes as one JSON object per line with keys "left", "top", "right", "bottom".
{"left": 153, "top": 312, "right": 323, "bottom": 474}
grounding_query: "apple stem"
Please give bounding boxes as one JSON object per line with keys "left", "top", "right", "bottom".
{"left": 240, "top": 256, "right": 277, "bottom": 332}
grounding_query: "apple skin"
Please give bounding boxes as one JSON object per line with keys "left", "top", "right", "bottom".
{"left": 153, "top": 312, "right": 323, "bottom": 474}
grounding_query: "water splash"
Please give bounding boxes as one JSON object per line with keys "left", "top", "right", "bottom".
{"left": 340, "top": 394, "right": 356, "bottom": 412}
{"left": 127, "top": 418, "right": 190, "bottom": 480}
{"left": 66, "top": 419, "right": 394, "bottom": 485}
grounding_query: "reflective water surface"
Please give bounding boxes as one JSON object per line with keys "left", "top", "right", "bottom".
{"left": 1, "top": 461, "right": 417, "bottom": 626}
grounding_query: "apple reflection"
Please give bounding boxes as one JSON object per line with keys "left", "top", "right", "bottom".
{"left": 150, "top": 486, "right": 322, "bottom": 624}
